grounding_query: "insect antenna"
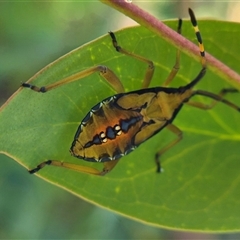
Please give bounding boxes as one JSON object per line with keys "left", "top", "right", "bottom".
{"left": 183, "top": 8, "right": 207, "bottom": 91}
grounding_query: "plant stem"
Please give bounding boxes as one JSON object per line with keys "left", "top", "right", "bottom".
{"left": 100, "top": 0, "right": 240, "bottom": 88}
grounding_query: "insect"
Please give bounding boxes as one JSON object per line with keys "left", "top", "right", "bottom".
{"left": 22, "top": 9, "right": 239, "bottom": 176}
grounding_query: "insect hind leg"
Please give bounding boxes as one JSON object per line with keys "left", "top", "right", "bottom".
{"left": 29, "top": 159, "right": 106, "bottom": 176}
{"left": 22, "top": 65, "right": 125, "bottom": 94}
{"left": 28, "top": 158, "right": 121, "bottom": 176}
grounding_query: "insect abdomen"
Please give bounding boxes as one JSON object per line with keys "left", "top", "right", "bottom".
{"left": 70, "top": 96, "right": 144, "bottom": 162}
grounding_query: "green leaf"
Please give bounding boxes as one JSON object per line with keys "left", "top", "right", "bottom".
{"left": 1, "top": 20, "right": 240, "bottom": 231}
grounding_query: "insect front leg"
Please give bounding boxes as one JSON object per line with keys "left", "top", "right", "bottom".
{"left": 155, "top": 124, "right": 183, "bottom": 173}
{"left": 162, "top": 19, "right": 182, "bottom": 87}
{"left": 22, "top": 65, "right": 125, "bottom": 94}
{"left": 186, "top": 88, "right": 240, "bottom": 112}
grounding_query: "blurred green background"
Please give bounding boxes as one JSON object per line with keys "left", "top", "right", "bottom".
{"left": 1, "top": 1, "right": 240, "bottom": 239}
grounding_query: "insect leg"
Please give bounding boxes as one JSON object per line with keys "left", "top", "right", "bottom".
{"left": 155, "top": 124, "right": 182, "bottom": 173}
{"left": 109, "top": 31, "right": 154, "bottom": 89}
{"left": 187, "top": 88, "right": 240, "bottom": 111}
{"left": 28, "top": 159, "right": 114, "bottom": 176}
{"left": 101, "top": 160, "right": 120, "bottom": 176}
{"left": 22, "top": 65, "right": 125, "bottom": 94}
{"left": 162, "top": 19, "right": 182, "bottom": 87}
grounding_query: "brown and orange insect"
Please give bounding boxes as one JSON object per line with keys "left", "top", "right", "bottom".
{"left": 22, "top": 9, "right": 239, "bottom": 176}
